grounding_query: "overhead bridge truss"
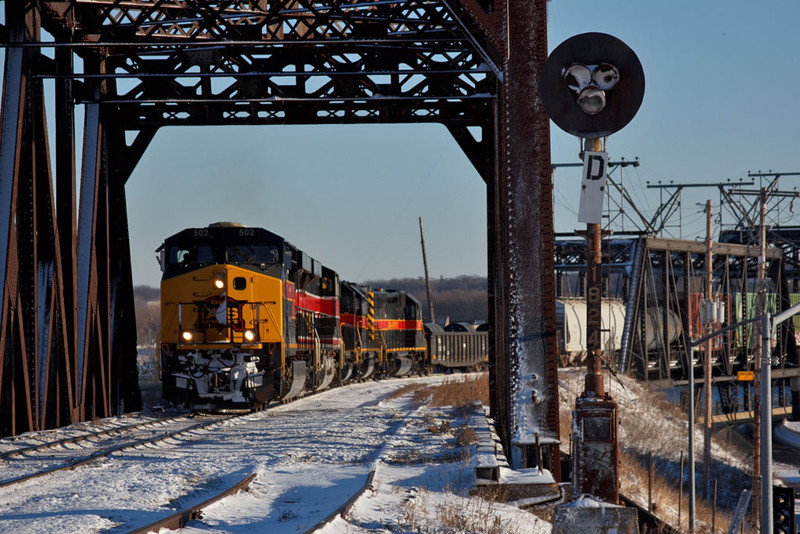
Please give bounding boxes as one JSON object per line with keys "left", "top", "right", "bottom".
{"left": 0, "top": 0, "right": 559, "bottom": 475}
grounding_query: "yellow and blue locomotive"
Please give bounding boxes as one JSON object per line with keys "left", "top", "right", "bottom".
{"left": 158, "top": 223, "right": 428, "bottom": 410}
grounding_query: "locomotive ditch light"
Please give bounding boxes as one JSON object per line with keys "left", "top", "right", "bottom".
{"left": 244, "top": 330, "right": 256, "bottom": 342}
{"left": 182, "top": 330, "right": 194, "bottom": 342}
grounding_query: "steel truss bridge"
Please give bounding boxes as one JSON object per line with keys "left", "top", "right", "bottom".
{"left": 555, "top": 236, "right": 800, "bottom": 420}
{"left": 0, "top": 0, "right": 559, "bottom": 474}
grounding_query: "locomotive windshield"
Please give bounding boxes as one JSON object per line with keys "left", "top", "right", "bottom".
{"left": 226, "top": 244, "right": 280, "bottom": 265}
{"left": 169, "top": 244, "right": 215, "bottom": 267}
{"left": 159, "top": 225, "right": 286, "bottom": 278}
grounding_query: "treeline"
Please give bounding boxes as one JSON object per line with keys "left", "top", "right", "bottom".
{"left": 134, "top": 286, "right": 160, "bottom": 347}
{"left": 133, "top": 275, "right": 488, "bottom": 343}
{"left": 364, "top": 275, "right": 487, "bottom": 324}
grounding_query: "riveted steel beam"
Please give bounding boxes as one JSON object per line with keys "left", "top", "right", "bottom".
{"left": 491, "top": 0, "right": 559, "bottom": 473}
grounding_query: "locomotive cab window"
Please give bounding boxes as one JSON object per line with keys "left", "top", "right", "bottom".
{"left": 168, "top": 244, "right": 216, "bottom": 270}
{"left": 226, "top": 244, "right": 280, "bottom": 265}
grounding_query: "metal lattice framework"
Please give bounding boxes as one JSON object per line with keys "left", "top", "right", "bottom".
{"left": 0, "top": 0, "right": 558, "bottom": 476}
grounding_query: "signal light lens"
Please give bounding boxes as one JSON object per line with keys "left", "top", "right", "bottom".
{"left": 244, "top": 330, "right": 256, "bottom": 342}
{"left": 578, "top": 87, "right": 607, "bottom": 115}
{"left": 563, "top": 63, "right": 592, "bottom": 93}
{"left": 181, "top": 331, "right": 193, "bottom": 342}
{"left": 593, "top": 63, "right": 620, "bottom": 90}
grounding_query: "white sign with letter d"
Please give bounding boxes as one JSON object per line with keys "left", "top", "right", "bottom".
{"left": 578, "top": 151, "right": 608, "bottom": 224}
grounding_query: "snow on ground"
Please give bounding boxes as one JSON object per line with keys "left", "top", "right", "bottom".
{"left": 0, "top": 374, "right": 550, "bottom": 533}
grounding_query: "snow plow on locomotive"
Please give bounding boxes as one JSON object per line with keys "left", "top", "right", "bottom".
{"left": 158, "top": 223, "right": 429, "bottom": 410}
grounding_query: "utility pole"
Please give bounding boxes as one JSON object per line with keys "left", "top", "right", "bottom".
{"left": 703, "top": 200, "right": 713, "bottom": 501}
{"left": 419, "top": 217, "right": 435, "bottom": 324}
{"left": 752, "top": 188, "right": 767, "bottom": 529}
{"left": 688, "top": 340, "right": 697, "bottom": 533}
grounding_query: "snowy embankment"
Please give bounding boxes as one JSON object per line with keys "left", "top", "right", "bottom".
{"left": 0, "top": 374, "right": 550, "bottom": 534}
{"left": 559, "top": 368, "right": 752, "bottom": 531}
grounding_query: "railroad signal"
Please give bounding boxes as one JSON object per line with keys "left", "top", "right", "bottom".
{"left": 542, "top": 32, "right": 645, "bottom": 138}
{"left": 544, "top": 33, "right": 644, "bottom": 519}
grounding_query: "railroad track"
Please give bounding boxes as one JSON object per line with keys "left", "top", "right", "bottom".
{"left": 0, "top": 412, "right": 242, "bottom": 490}
{"left": 0, "top": 376, "right": 457, "bottom": 533}
{"left": 0, "top": 411, "right": 185, "bottom": 460}
{"left": 123, "top": 388, "right": 426, "bottom": 533}
{"left": 127, "top": 472, "right": 259, "bottom": 534}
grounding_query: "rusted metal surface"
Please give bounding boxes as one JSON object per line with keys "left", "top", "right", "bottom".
{"left": 571, "top": 397, "right": 620, "bottom": 504}
{"left": 583, "top": 222, "right": 605, "bottom": 397}
{"left": 492, "top": 0, "right": 560, "bottom": 472}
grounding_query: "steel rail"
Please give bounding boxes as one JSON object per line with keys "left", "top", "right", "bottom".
{"left": 0, "top": 413, "right": 241, "bottom": 490}
{"left": 126, "top": 472, "right": 258, "bottom": 534}
{"left": 0, "top": 413, "right": 189, "bottom": 460}
{"left": 302, "top": 469, "right": 377, "bottom": 534}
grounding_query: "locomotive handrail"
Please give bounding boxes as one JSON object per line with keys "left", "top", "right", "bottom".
{"left": 376, "top": 329, "right": 388, "bottom": 366}
{"left": 314, "top": 329, "right": 322, "bottom": 373}
{"left": 250, "top": 301, "right": 279, "bottom": 334}
{"left": 354, "top": 323, "right": 363, "bottom": 360}
{"left": 299, "top": 312, "right": 322, "bottom": 372}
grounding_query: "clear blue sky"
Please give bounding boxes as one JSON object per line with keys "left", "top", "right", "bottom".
{"left": 125, "top": 1, "right": 800, "bottom": 288}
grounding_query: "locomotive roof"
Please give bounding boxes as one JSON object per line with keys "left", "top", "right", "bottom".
{"left": 161, "top": 225, "right": 286, "bottom": 246}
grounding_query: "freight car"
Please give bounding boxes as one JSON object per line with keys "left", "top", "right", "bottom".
{"left": 555, "top": 299, "right": 683, "bottom": 367}
{"left": 157, "top": 223, "right": 428, "bottom": 410}
{"left": 425, "top": 323, "right": 489, "bottom": 371}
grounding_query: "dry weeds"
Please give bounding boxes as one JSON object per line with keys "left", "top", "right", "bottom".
{"left": 560, "top": 369, "right": 748, "bottom": 533}
{"left": 401, "top": 488, "right": 527, "bottom": 534}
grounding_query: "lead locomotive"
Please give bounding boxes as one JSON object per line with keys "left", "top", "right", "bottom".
{"left": 158, "top": 223, "right": 427, "bottom": 410}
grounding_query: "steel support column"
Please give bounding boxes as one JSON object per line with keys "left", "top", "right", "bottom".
{"left": 491, "top": 0, "right": 560, "bottom": 471}
{"left": 76, "top": 97, "right": 143, "bottom": 423}
{"left": 0, "top": 3, "right": 76, "bottom": 435}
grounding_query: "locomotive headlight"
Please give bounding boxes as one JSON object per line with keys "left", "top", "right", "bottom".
{"left": 181, "top": 330, "right": 194, "bottom": 342}
{"left": 214, "top": 276, "right": 225, "bottom": 289}
{"left": 244, "top": 330, "right": 256, "bottom": 342}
